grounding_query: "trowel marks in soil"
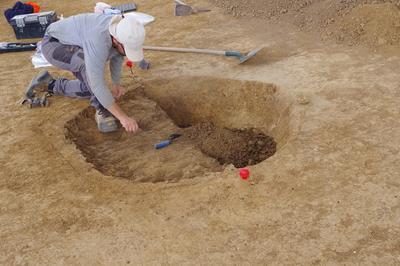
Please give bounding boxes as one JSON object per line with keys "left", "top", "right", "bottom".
{"left": 65, "top": 90, "right": 223, "bottom": 183}
{"left": 186, "top": 123, "right": 276, "bottom": 168}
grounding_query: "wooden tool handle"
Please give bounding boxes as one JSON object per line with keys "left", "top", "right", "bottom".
{"left": 143, "top": 45, "right": 226, "bottom": 56}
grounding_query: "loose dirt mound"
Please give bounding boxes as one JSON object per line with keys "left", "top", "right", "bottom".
{"left": 209, "top": 0, "right": 382, "bottom": 28}
{"left": 329, "top": 3, "right": 400, "bottom": 47}
{"left": 186, "top": 123, "right": 276, "bottom": 168}
{"left": 209, "top": 0, "right": 400, "bottom": 47}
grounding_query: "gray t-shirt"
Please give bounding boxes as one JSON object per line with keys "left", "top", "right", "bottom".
{"left": 46, "top": 13, "right": 124, "bottom": 108}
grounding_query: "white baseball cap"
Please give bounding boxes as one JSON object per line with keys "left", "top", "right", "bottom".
{"left": 109, "top": 15, "right": 145, "bottom": 62}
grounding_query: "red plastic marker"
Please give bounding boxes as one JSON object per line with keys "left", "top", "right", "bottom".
{"left": 126, "top": 60, "right": 133, "bottom": 68}
{"left": 126, "top": 60, "right": 134, "bottom": 74}
{"left": 239, "top": 168, "right": 249, "bottom": 180}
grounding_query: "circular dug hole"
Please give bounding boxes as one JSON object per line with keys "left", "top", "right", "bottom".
{"left": 65, "top": 76, "right": 293, "bottom": 183}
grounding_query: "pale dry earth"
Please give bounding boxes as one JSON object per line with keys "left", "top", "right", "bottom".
{"left": 0, "top": 0, "right": 400, "bottom": 265}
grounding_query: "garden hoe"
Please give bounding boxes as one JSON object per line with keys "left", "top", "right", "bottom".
{"left": 143, "top": 46, "right": 263, "bottom": 64}
{"left": 174, "top": 0, "right": 211, "bottom": 16}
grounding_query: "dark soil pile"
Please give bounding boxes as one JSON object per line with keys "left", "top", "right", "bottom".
{"left": 186, "top": 123, "right": 276, "bottom": 168}
{"left": 209, "top": 0, "right": 400, "bottom": 47}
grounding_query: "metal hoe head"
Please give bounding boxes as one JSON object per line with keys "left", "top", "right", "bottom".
{"left": 239, "top": 47, "right": 263, "bottom": 64}
{"left": 175, "top": 4, "right": 193, "bottom": 16}
{"left": 175, "top": 0, "right": 210, "bottom": 16}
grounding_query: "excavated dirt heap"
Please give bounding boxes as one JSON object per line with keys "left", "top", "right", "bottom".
{"left": 209, "top": 0, "right": 400, "bottom": 47}
{"left": 185, "top": 123, "right": 276, "bottom": 168}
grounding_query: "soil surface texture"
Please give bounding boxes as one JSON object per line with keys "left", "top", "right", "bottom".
{"left": 1, "top": 0, "right": 400, "bottom": 265}
{"left": 211, "top": 0, "right": 400, "bottom": 48}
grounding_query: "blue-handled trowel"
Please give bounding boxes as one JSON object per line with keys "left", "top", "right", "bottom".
{"left": 155, "top": 133, "right": 182, "bottom": 149}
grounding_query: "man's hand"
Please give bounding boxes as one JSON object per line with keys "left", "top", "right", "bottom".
{"left": 119, "top": 116, "right": 139, "bottom": 133}
{"left": 112, "top": 84, "right": 125, "bottom": 100}
{"left": 107, "top": 102, "right": 139, "bottom": 133}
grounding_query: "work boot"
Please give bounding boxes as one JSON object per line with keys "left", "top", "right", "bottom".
{"left": 25, "top": 70, "right": 55, "bottom": 98}
{"left": 95, "top": 108, "right": 118, "bottom": 133}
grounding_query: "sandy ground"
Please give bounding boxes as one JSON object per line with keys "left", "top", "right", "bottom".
{"left": 1, "top": 0, "right": 400, "bottom": 265}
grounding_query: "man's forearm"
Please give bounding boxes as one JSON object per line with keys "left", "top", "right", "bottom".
{"left": 107, "top": 102, "right": 128, "bottom": 121}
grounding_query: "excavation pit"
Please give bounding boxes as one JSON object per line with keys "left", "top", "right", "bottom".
{"left": 65, "top": 76, "right": 293, "bottom": 183}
